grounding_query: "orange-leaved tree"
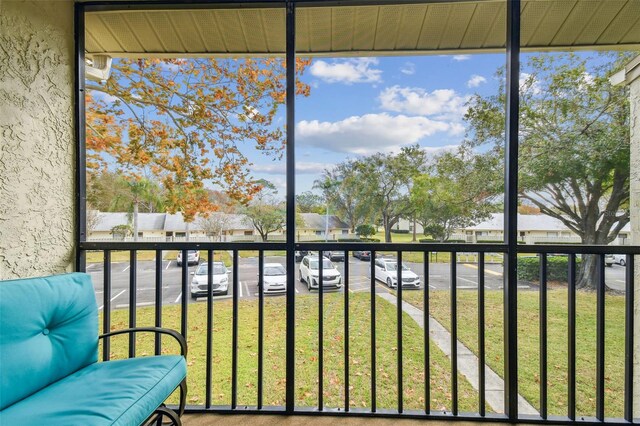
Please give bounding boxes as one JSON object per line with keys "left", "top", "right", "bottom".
{"left": 86, "top": 57, "right": 311, "bottom": 223}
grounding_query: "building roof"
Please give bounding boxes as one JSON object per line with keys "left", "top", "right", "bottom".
{"left": 85, "top": 1, "right": 640, "bottom": 58}
{"left": 469, "top": 213, "right": 631, "bottom": 233}
{"left": 300, "top": 213, "right": 350, "bottom": 230}
{"left": 93, "top": 212, "right": 166, "bottom": 232}
{"left": 90, "top": 211, "right": 349, "bottom": 232}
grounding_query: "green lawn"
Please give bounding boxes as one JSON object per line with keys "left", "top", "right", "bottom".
{"left": 86, "top": 250, "right": 233, "bottom": 266}
{"left": 399, "top": 289, "right": 627, "bottom": 418}
{"left": 101, "top": 293, "right": 481, "bottom": 412}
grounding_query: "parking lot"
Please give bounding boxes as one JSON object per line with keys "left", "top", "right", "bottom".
{"left": 87, "top": 254, "right": 628, "bottom": 311}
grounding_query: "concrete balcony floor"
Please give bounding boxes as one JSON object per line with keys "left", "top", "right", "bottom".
{"left": 183, "top": 414, "right": 504, "bottom": 426}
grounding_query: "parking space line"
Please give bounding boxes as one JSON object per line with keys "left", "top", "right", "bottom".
{"left": 615, "top": 279, "right": 626, "bottom": 283}
{"left": 174, "top": 292, "right": 182, "bottom": 303}
{"left": 243, "top": 281, "right": 250, "bottom": 298}
{"left": 165, "top": 261, "right": 171, "bottom": 270}
{"left": 115, "top": 302, "right": 154, "bottom": 309}
{"left": 86, "top": 263, "right": 97, "bottom": 270}
{"left": 458, "top": 276, "right": 477, "bottom": 285}
{"left": 464, "top": 264, "right": 502, "bottom": 276}
{"left": 122, "top": 265, "right": 130, "bottom": 273}
{"left": 238, "top": 282, "right": 243, "bottom": 298}
{"left": 98, "top": 289, "right": 125, "bottom": 311}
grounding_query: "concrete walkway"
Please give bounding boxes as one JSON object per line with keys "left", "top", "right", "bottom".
{"left": 377, "top": 292, "right": 538, "bottom": 415}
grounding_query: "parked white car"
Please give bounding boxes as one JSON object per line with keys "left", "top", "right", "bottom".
{"left": 261, "top": 263, "right": 287, "bottom": 294}
{"left": 299, "top": 255, "right": 342, "bottom": 291}
{"left": 177, "top": 250, "right": 200, "bottom": 266}
{"left": 612, "top": 254, "right": 627, "bottom": 266}
{"left": 190, "top": 262, "right": 229, "bottom": 299}
{"left": 373, "top": 258, "right": 420, "bottom": 289}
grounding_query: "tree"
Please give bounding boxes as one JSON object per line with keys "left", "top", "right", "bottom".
{"left": 86, "top": 57, "right": 311, "bottom": 219}
{"left": 242, "top": 180, "right": 285, "bottom": 242}
{"left": 86, "top": 207, "right": 101, "bottom": 233}
{"left": 197, "top": 213, "right": 231, "bottom": 242}
{"left": 411, "top": 149, "right": 496, "bottom": 242}
{"left": 296, "top": 191, "right": 325, "bottom": 214}
{"left": 314, "top": 160, "right": 374, "bottom": 233}
{"left": 353, "top": 145, "right": 427, "bottom": 242}
{"left": 355, "top": 224, "right": 376, "bottom": 238}
{"left": 110, "top": 177, "right": 165, "bottom": 242}
{"left": 465, "top": 52, "right": 632, "bottom": 289}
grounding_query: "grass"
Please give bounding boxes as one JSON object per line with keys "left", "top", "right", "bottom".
{"left": 101, "top": 293, "right": 482, "bottom": 412}
{"left": 86, "top": 250, "right": 233, "bottom": 266}
{"left": 374, "top": 251, "right": 503, "bottom": 265}
{"left": 399, "top": 288, "right": 627, "bottom": 418}
{"left": 238, "top": 250, "right": 287, "bottom": 258}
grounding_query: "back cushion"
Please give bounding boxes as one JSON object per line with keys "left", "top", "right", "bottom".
{"left": 0, "top": 273, "right": 98, "bottom": 409}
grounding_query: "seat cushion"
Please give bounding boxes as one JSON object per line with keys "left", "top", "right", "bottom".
{"left": 0, "top": 355, "right": 186, "bottom": 426}
{"left": 0, "top": 273, "right": 98, "bottom": 409}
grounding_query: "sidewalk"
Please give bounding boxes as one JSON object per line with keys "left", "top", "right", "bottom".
{"left": 377, "top": 292, "right": 538, "bottom": 415}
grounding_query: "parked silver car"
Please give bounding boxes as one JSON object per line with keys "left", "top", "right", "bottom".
{"left": 372, "top": 258, "right": 420, "bottom": 288}
{"left": 299, "top": 255, "right": 342, "bottom": 291}
{"left": 190, "top": 262, "right": 229, "bottom": 299}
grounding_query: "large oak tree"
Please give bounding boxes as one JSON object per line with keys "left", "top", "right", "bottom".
{"left": 86, "top": 57, "right": 310, "bottom": 222}
{"left": 465, "top": 53, "right": 632, "bottom": 289}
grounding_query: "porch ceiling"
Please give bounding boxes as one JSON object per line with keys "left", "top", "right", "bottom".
{"left": 85, "top": 0, "right": 640, "bottom": 57}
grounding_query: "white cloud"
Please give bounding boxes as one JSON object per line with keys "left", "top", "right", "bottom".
{"left": 453, "top": 55, "right": 471, "bottom": 61}
{"left": 519, "top": 72, "right": 541, "bottom": 94}
{"left": 378, "top": 85, "right": 468, "bottom": 120}
{"left": 90, "top": 89, "right": 119, "bottom": 104}
{"left": 467, "top": 74, "right": 487, "bottom": 88}
{"left": 400, "top": 62, "right": 416, "bottom": 75}
{"left": 309, "top": 58, "right": 382, "bottom": 84}
{"left": 296, "top": 113, "right": 462, "bottom": 155}
{"left": 252, "top": 162, "right": 331, "bottom": 175}
{"left": 160, "top": 61, "right": 181, "bottom": 73}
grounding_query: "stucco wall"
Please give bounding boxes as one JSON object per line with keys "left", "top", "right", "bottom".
{"left": 0, "top": 0, "right": 75, "bottom": 279}
{"left": 631, "top": 76, "right": 640, "bottom": 418}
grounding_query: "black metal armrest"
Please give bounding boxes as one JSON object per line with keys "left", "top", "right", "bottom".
{"left": 99, "top": 327, "right": 187, "bottom": 357}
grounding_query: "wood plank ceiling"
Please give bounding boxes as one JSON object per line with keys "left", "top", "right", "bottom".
{"left": 85, "top": 0, "right": 640, "bottom": 57}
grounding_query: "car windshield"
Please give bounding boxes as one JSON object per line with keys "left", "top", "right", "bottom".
{"left": 385, "top": 262, "right": 409, "bottom": 272}
{"left": 310, "top": 259, "right": 333, "bottom": 270}
{"left": 264, "top": 265, "right": 286, "bottom": 276}
{"left": 196, "top": 263, "right": 227, "bottom": 275}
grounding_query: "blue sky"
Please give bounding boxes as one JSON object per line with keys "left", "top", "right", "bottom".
{"left": 93, "top": 53, "right": 523, "bottom": 198}
{"left": 247, "top": 53, "right": 507, "bottom": 196}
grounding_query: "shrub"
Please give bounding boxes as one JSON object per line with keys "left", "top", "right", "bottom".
{"left": 517, "top": 255, "right": 582, "bottom": 282}
{"left": 390, "top": 229, "right": 410, "bottom": 234}
{"left": 355, "top": 224, "right": 376, "bottom": 238}
{"left": 418, "top": 238, "right": 466, "bottom": 243}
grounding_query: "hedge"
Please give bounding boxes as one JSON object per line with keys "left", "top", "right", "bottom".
{"left": 418, "top": 238, "right": 466, "bottom": 243}
{"left": 390, "top": 229, "right": 410, "bottom": 234}
{"left": 517, "top": 255, "right": 582, "bottom": 282}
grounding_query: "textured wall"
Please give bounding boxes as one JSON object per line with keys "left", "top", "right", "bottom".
{"left": 631, "top": 78, "right": 640, "bottom": 418}
{"left": 0, "top": 0, "right": 76, "bottom": 279}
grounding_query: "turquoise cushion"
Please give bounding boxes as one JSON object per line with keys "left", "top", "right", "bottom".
{"left": 0, "top": 355, "right": 187, "bottom": 426}
{"left": 0, "top": 273, "right": 98, "bottom": 409}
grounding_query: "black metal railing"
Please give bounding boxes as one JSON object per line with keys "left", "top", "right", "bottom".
{"left": 79, "top": 240, "right": 638, "bottom": 424}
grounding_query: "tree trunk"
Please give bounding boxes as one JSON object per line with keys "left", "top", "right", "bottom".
{"left": 412, "top": 217, "right": 417, "bottom": 242}
{"left": 383, "top": 215, "right": 392, "bottom": 242}
{"left": 133, "top": 202, "right": 139, "bottom": 242}
{"left": 576, "top": 230, "right": 606, "bottom": 290}
{"left": 576, "top": 253, "right": 599, "bottom": 290}
{"left": 186, "top": 221, "right": 190, "bottom": 242}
